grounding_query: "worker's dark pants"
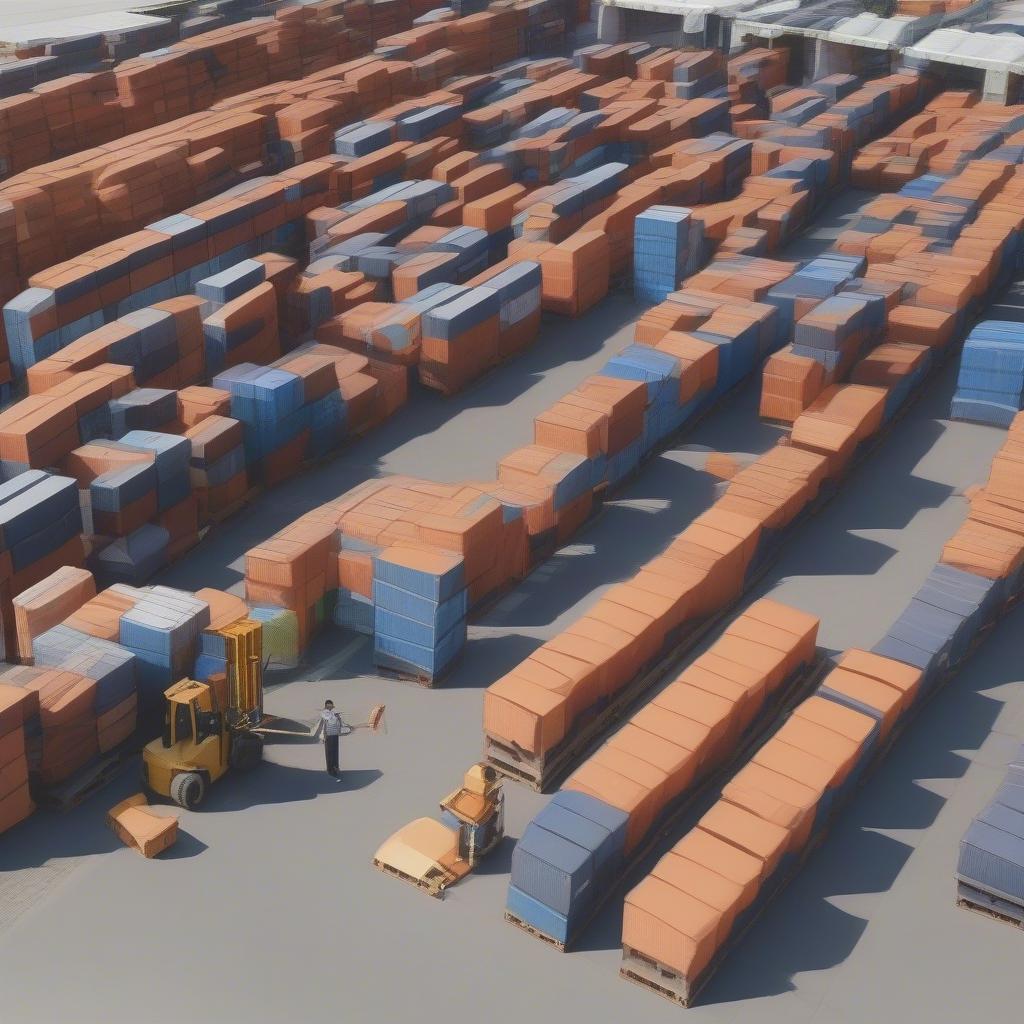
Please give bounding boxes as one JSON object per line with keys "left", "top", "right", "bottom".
{"left": 325, "top": 735, "right": 340, "bottom": 775}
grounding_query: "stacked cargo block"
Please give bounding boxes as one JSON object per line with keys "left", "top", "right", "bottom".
{"left": 0, "top": 681, "right": 35, "bottom": 834}
{"left": 372, "top": 547, "right": 468, "bottom": 680}
{"left": 506, "top": 600, "right": 819, "bottom": 946}
{"left": 633, "top": 207, "right": 695, "bottom": 304}
{"left": 957, "top": 744, "right": 1024, "bottom": 924}
{"left": 118, "top": 587, "right": 211, "bottom": 730}
{"left": 0, "top": 471, "right": 84, "bottom": 655}
{"left": 951, "top": 322, "right": 1024, "bottom": 427}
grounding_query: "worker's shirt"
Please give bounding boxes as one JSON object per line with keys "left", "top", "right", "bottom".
{"left": 320, "top": 710, "right": 345, "bottom": 737}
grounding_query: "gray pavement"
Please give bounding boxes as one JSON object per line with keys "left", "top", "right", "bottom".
{"left": 1, "top": 188, "right": 1021, "bottom": 1023}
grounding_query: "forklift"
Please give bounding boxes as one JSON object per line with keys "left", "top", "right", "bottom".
{"left": 142, "top": 619, "right": 384, "bottom": 809}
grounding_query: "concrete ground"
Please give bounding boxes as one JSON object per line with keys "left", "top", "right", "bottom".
{"left": 1, "top": 191, "right": 1021, "bottom": 1023}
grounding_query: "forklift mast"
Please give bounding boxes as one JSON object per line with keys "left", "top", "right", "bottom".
{"left": 221, "top": 619, "right": 263, "bottom": 727}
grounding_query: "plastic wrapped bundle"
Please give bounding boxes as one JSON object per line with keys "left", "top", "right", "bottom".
{"left": 472, "top": 262, "right": 542, "bottom": 361}
{"left": 958, "top": 746, "right": 1024, "bottom": 914}
{"left": 331, "top": 302, "right": 426, "bottom": 364}
{"left": 109, "top": 388, "right": 177, "bottom": 436}
{"left": 430, "top": 226, "right": 490, "bottom": 280}
{"left": 12, "top": 566, "right": 96, "bottom": 663}
{"left": 508, "top": 790, "right": 630, "bottom": 944}
{"left": 873, "top": 566, "right": 1003, "bottom": 686}
{"left": 119, "top": 588, "right": 210, "bottom": 727}
{"left": 195, "top": 260, "right": 267, "bottom": 306}
{"left": 951, "top": 322, "right": 1024, "bottom": 427}
{"left": 0, "top": 471, "right": 82, "bottom": 581}
{"left": 634, "top": 207, "right": 692, "bottom": 305}
{"left": 419, "top": 287, "right": 501, "bottom": 395}
{"left": 372, "top": 546, "right": 468, "bottom": 681}
{"left": 211, "top": 367, "right": 307, "bottom": 469}
{"left": 18, "top": 667, "right": 98, "bottom": 786}
{"left": 334, "top": 120, "right": 396, "bottom": 158}
{"left": 118, "top": 431, "right": 192, "bottom": 514}
{"left": 0, "top": 682, "right": 36, "bottom": 834}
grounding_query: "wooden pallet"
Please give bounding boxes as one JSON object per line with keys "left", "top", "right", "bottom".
{"left": 957, "top": 883, "right": 1024, "bottom": 930}
{"left": 373, "top": 857, "right": 446, "bottom": 898}
{"left": 376, "top": 648, "right": 465, "bottom": 689}
{"left": 34, "top": 746, "right": 139, "bottom": 813}
{"left": 505, "top": 909, "right": 567, "bottom": 951}
{"left": 620, "top": 947, "right": 692, "bottom": 1007}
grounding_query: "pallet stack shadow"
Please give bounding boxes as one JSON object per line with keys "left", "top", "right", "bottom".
{"left": 618, "top": 408, "right": 1024, "bottom": 1007}
{"left": 957, "top": 743, "right": 1024, "bottom": 928}
{"left": 506, "top": 599, "right": 820, "bottom": 947}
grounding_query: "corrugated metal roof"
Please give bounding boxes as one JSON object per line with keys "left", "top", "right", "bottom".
{"left": 0, "top": 10, "right": 172, "bottom": 45}
{"left": 905, "top": 25, "right": 1024, "bottom": 68}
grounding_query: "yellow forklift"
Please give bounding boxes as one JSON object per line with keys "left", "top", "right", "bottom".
{"left": 143, "top": 619, "right": 384, "bottom": 809}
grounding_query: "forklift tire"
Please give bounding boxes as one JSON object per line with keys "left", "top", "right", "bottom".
{"left": 230, "top": 732, "right": 264, "bottom": 772}
{"left": 170, "top": 771, "right": 206, "bottom": 810}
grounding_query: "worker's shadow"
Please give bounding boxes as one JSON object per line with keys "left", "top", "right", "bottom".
{"left": 203, "top": 764, "right": 382, "bottom": 812}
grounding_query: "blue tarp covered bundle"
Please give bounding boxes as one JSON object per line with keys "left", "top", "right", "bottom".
{"left": 958, "top": 745, "right": 1024, "bottom": 910}
{"left": 951, "top": 321, "right": 1024, "bottom": 427}
{"left": 508, "top": 790, "right": 630, "bottom": 944}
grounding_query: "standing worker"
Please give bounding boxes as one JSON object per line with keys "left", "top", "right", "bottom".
{"left": 313, "top": 700, "right": 348, "bottom": 779}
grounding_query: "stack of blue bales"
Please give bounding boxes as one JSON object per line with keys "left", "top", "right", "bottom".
{"left": 112, "top": 306, "right": 188, "bottom": 387}
{"left": 0, "top": 471, "right": 81, "bottom": 577}
{"left": 766, "top": 253, "right": 865, "bottom": 340}
{"left": 872, "top": 563, "right": 1002, "bottom": 690}
{"left": 898, "top": 173, "right": 948, "bottom": 201}
{"left": 333, "top": 120, "right": 395, "bottom": 157}
{"left": 196, "top": 260, "right": 266, "bottom": 308}
{"left": 951, "top": 322, "right": 1024, "bottom": 427}
{"left": 396, "top": 103, "right": 462, "bottom": 143}
{"left": 958, "top": 745, "right": 1024, "bottom": 916}
{"left": 120, "top": 431, "right": 191, "bottom": 514}
{"left": 31, "top": 621, "right": 138, "bottom": 728}
{"left": 633, "top": 206, "right": 692, "bottom": 304}
{"left": 600, "top": 345, "right": 692, "bottom": 453}
{"left": 791, "top": 289, "right": 885, "bottom": 374}
{"left": 88, "top": 431, "right": 191, "bottom": 584}
{"left": 507, "top": 790, "right": 630, "bottom": 944}
{"left": 213, "top": 365, "right": 306, "bottom": 470}
{"left": 118, "top": 585, "right": 210, "bottom": 727}
{"left": 371, "top": 547, "right": 468, "bottom": 680}
{"left": 765, "top": 156, "right": 832, "bottom": 207}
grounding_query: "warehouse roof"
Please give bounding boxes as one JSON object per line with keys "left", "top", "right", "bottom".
{"left": 904, "top": 25, "right": 1024, "bottom": 70}
{"left": 0, "top": 2, "right": 183, "bottom": 37}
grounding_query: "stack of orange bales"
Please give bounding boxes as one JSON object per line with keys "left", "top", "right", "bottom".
{"left": 505, "top": 599, "right": 819, "bottom": 945}
{"left": 12, "top": 566, "right": 96, "bottom": 664}
{"left": 0, "top": 679, "right": 35, "bottom": 835}
{"left": 941, "top": 414, "right": 1024, "bottom": 585}
{"left": 620, "top": 650, "right": 909, "bottom": 1005}
{"left": 853, "top": 92, "right": 1024, "bottom": 190}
